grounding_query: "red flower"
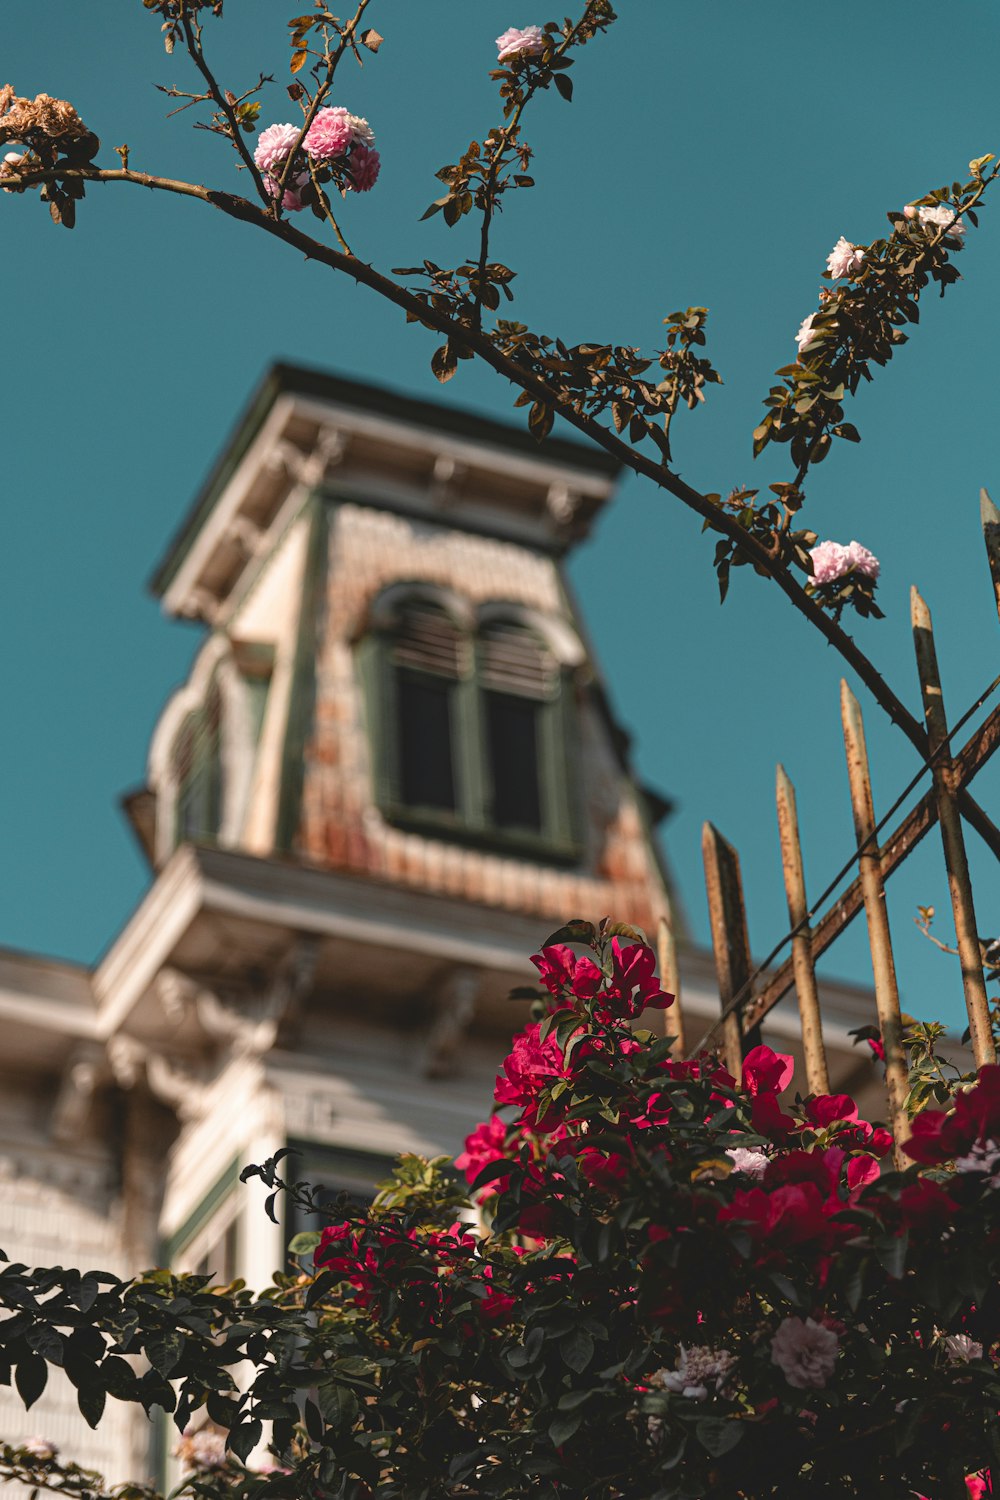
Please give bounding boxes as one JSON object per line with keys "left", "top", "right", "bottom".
{"left": 806, "top": 1094, "right": 859, "bottom": 1129}
{"left": 606, "top": 939, "right": 673, "bottom": 1017}
{"left": 904, "top": 1066, "right": 1000, "bottom": 1165}
{"left": 742, "top": 1044, "right": 795, "bottom": 1097}
{"left": 494, "top": 1022, "right": 570, "bottom": 1122}
{"left": 720, "top": 1181, "right": 831, "bottom": 1247}
{"left": 751, "top": 1093, "right": 798, "bottom": 1141}
{"left": 530, "top": 944, "right": 602, "bottom": 1004}
{"left": 456, "top": 1116, "right": 511, "bottom": 1189}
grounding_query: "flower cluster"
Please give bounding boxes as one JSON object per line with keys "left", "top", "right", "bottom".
{"left": 253, "top": 107, "right": 380, "bottom": 213}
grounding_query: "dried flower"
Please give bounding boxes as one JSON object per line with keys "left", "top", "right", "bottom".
{"left": 496, "top": 26, "right": 546, "bottom": 62}
{"left": 651, "top": 1345, "right": 737, "bottom": 1402}
{"left": 771, "top": 1316, "right": 839, "bottom": 1390}
{"left": 826, "top": 235, "right": 865, "bottom": 279}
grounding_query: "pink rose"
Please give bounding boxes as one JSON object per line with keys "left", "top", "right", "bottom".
{"left": 496, "top": 25, "right": 546, "bottom": 62}
{"left": 349, "top": 143, "right": 381, "bottom": 193}
{"left": 303, "top": 106, "right": 354, "bottom": 163}
{"left": 826, "top": 235, "right": 865, "bottom": 279}
{"left": 253, "top": 122, "right": 301, "bottom": 176}
{"left": 770, "top": 1316, "right": 839, "bottom": 1389}
{"left": 795, "top": 313, "right": 821, "bottom": 353}
{"left": 809, "top": 540, "right": 851, "bottom": 584}
{"left": 845, "top": 539, "right": 880, "bottom": 579}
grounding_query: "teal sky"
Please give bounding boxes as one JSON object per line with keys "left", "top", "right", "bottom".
{"left": 3, "top": 2, "right": 1000, "bottom": 1033}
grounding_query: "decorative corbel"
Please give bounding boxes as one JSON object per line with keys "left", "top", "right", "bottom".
{"left": 50, "top": 1044, "right": 104, "bottom": 1143}
{"left": 546, "top": 481, "right": 582, "bottom": 529}
{"left": 227, "top": 516, "right": 266, "bottom": 557}
{"left": 106, "top": 1033, "right": 206, "bottom": 1122}
{"left": 194, "top": 934, "right": 321, "bottom": 1056}
{"left": 430, "top": 454, "right": 467, "bottom": 509}
{"left": 422, "top": 966, "right": 481, "bottom": 1079}
{"left": 156, "top": 966, "right": 198, "bottom": 1026}
{"left": 145, "top": 1051, "right": 206, "bottom": 1123}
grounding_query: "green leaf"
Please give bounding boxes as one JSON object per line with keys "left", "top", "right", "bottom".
{"left": 288, "top": 1231, "right": 321, "bottom": 1257}
{"left": 695, "top": 1418, "right": 743, "bottom": 1457}
{"left": 560, "top": 1326, "right": 594, "bottom": 1374}
{"left": 542, "top": 921, "right": 596, "bottom": 948}
{"left": 15, "top": 1355, "right": 47, "bottom": 1409}
{"left": 145, "top": 1330, "right": 185, "bottom": 1378}
{"left": 548, "top": 1408, "right": 583, "bottom": 1446}
{"left": 553, "top": 74, "right": 573, "bottom": 103}
{"left": 432, "top": 344, "right": 458, "bottom": 384}
{"left": 317, "top": 1381, "right": 359, "bottom": 1432}
{"left": 78, "top": 1379, "right": 106, "bottom": 1429}
{"left": 228, "top": 1418, "right": 262, "bottom": 1463}
{"left": 528, "top": 401, "right": 554, "bottom": 442}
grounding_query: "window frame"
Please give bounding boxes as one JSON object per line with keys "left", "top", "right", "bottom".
{"left": 359, "top": 591, "right": 581, "bottom": 861}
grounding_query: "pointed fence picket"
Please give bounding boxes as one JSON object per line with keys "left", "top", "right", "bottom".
{"left": 675, "top": 493, "right": 1000, "bottom": 1156}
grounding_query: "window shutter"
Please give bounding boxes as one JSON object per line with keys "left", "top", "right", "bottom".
{"left": 391, "top": 604, "right": 466, "bottom": 678}
{"left": 479, "top": 622, "right": 557, "bottom": 699}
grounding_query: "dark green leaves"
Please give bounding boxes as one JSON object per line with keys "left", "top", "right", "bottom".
{"left": 14, "top": 1354, "right": 47, "bottom": 1408}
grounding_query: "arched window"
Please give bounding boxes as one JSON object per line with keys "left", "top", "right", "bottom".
{"left": 390, "top": 601, "right": 468, "bottom": 816}
{"left": 479, "top": 620, "right": 556, "bottom": 834}
{"left": 173, "top": 681, "right": 223, "bottom": 844}
{"left": 360, "top": 591, "right": 579, "bottom": 857}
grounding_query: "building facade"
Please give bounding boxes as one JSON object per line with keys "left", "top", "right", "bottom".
{"left": 0, "top": 367, "right": 888, "bottom": 1481}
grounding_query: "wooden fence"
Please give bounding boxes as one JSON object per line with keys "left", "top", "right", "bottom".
{"left": 658, "top": 490, "right": 1000, "bottom": 1166}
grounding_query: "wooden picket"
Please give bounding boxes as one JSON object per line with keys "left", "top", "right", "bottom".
{"left": 679, "top": 493, "right": 1000, "bottom": 1156}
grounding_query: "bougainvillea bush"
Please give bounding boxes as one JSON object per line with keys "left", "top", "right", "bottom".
{"left": 1, "top": 923, "right": 1000, "bottom": 1500}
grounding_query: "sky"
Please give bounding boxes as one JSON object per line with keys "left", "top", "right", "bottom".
{"left": 3, "top": 1, "right": 1000, "bottom": 1033}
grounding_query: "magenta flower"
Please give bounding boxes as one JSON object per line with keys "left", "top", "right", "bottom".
{"left": 771, "top": 1316, "right": 839, "bottom": 1389}
{"left": 496, "top": 25, "right": 546, "bottom": 62}
{"left": 253, "top": 122, "right": 301, "bottom": 176}
{"left": 349, "top": 143, "right": 381, "bottom": 193}
{"left": 304, "top": 106, "right": 354, "bottom": 163}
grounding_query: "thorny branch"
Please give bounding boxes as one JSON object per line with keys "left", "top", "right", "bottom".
{"left": 3, "top": 8, "right": 1000, "bottom": 859}
{"left": 0, "top": 160, "right": 979, "bottom": 768}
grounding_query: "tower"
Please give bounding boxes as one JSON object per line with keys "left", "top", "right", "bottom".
{"left": 113, "top": 363, "right": 677, "bottom": 1282}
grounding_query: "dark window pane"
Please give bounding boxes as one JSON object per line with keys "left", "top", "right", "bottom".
{"left": 398, "top": 670, "right": 456, "bottom": 811}
{"left": 486, "top": 690, "right": 542, "bottom": 831}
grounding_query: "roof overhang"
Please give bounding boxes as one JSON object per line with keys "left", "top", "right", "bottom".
{"left": 152, "top": 364, "right": 622, "bottom": 623}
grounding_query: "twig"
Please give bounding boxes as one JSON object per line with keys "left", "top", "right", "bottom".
{"left": 307, "top": 159, "right": 352, "bottom": 255}
{"left": 179, "top": 11, "right": 268, "bottom": 200}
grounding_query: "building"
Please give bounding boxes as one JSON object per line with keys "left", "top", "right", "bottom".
{"left": 0, "top": 365, "right": 889, "bottom": 1481}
